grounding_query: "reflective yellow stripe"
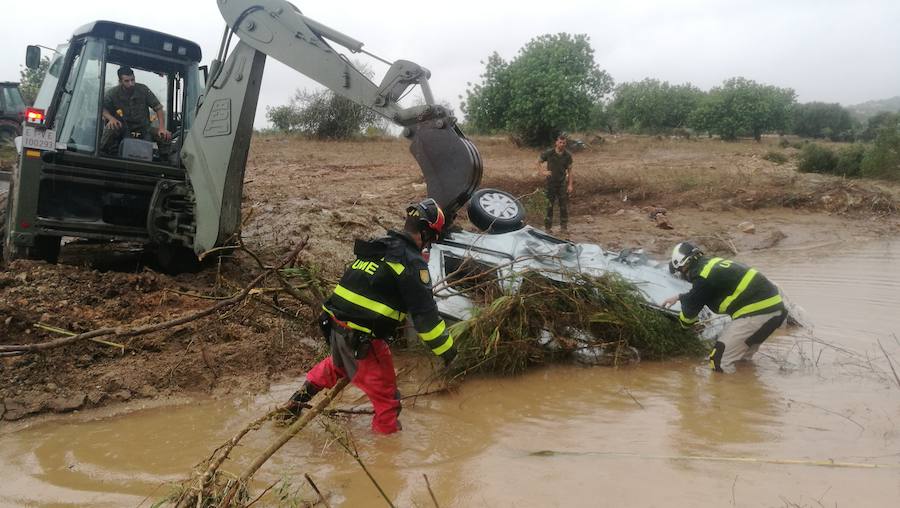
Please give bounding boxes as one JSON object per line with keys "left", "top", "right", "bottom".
{"left": 432, "top": 335, "right": 455, "bottom": 355}
{"left": 719, "top": 269, "right": 757, "bottom": 313}
{"left": 731, "top": 294, "right": 783, "bottom": 319}
{"left": 333, "top": 285, "right": 403, "bottom": 321}
{"left": 699, "top": 257, "right": 723, "bottom": 279}
{"left": 385, "top": 261, "right": 405, "bottom": 275}
{"left": 419, "top": 320, "right": 447, "bottom": 341}
{"left": 679, "top": 311, "right": 698, "bottom": 327}
{"left": 321, "top": 306, "right": 373, "bottom": 334}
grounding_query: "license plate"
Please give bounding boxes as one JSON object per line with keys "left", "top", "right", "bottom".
{"left": 22, "top": 125, "right": 56, "bottom": 150}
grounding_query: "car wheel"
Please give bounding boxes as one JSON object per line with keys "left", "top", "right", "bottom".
{"left": 468, "top": 188, "right": 525, "bottom": 233}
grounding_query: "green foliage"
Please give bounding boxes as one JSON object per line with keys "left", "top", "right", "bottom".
{"left": 860, "top": 123, "right": 900, "bottom": 180}
{"left": 835, "top": 144, "right": 867, "bottom": 177}
{"left": 265, "top": 104, "right": 302, "bottom": 132}
{"left": 462, "top": 33, "right": 614, "bottom": 146}
{"left": 763, "top": 150, "right": 788, "bottom": 165}
{"left": 611, "top": 78, "right": 704, "bottom": 133}
{"left": 446, "top": 271, "right": 704, "bottom": 378}
{"left": 688, "top": 77, "right": 795, "bottom": 141}
{"left": 460, "top": 52, "right": 510, "bottom": 135}
{"left": 18, "top": 57, "right": 50, "bottom": 105}
{"left": 791, "top": 102, "right": 853, "bottom": 140}
{"left": 797, "top": 143, "right": 837, "bottom": 174}
{"left": 294, "top": 89, "right": 380, "bottom": 139}
{"left": 265, "top": 89, "right": 379, "bottom": 139}
{"left": 858, "top": 111, "right": 899, "bottom": 142}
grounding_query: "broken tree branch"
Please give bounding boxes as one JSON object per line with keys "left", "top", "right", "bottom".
{"left": 216, "top": 378, "right": 351, "bottom": 507}
{"left": 0, "top": 239, "right": 309, "bottom": 354}
{"left": 304, "top": 473, "right": 332, "bottom": 508}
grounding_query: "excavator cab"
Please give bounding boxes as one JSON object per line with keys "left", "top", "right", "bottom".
{"left": 5, "top": 3, "right": 482, "bottom": 271}
{"left": 4, "top": 21, "right": 203, "bottom": 267}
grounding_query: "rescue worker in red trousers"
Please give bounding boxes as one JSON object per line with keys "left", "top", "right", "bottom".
{"left": 281, "top": 199, "right": 457, "bottom": 434}
{"left": 662, "top": 242, "right": 786, "bottom": 373}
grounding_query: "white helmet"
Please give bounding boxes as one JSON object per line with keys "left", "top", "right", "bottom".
{"left": 669, "top": 242, "right": 702, "bottom": 274}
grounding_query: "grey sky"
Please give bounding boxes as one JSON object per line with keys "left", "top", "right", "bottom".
{"left": 2, "top": 0, "right": 898, "bottom": 128}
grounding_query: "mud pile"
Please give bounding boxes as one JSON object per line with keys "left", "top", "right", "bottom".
{"left": 0, "top": 256, "right": 319, "bottom": 421}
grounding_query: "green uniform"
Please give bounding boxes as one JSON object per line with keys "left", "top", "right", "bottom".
{"left": 103, "top": 83, "right": 161, "bottom": 132}
{"left": 539, "top": 148, "right": 573, "bottom": 229}
{"left": 100, "top": 83, "right": 169, "bottom": 158}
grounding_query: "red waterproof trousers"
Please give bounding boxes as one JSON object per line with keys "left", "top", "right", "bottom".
{"left": 306, "top": 338, "right": 400, "bottom": 434}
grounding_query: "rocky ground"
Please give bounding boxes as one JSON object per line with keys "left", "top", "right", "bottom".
{"left": 2, "top": 133, "right": 898, "bottom": 422}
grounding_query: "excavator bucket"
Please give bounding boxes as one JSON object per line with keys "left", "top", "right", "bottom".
{"left": 407, "top": 121, "right": 483, "bottom": 226}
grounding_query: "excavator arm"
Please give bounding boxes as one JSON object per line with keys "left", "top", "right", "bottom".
{"left": 181, "top": 0, "right": 482, "bottom": 253}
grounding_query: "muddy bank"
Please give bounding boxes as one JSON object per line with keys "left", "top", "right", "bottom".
{"left": 0, "top": 253, "right": 321, "bottom": 422}
{"left": 2, "top": 134, "right": 899, "bottom": 422}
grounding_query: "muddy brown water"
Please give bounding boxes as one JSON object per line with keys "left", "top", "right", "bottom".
{"left": 2, "top": 240, "right": 899, "bottom": 507}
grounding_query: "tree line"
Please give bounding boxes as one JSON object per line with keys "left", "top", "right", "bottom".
{"left": 248, "top": 31, "right": 900, "bottom": 180}
{"left": 462, "top": 33, "right": 898, "bottom": 146}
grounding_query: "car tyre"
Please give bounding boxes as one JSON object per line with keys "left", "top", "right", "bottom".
{"left": 468, "top": 188, "right": 526, "bottom": 233}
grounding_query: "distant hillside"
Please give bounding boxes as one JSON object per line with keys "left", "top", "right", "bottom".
{"left": 847, "top": 96, "right": 900, "bottom": 121}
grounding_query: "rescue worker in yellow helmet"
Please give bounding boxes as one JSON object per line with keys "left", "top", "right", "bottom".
{"left": 281, "top": 198, "right": 456, "bottom": 433}
{"left": 662, "top": 242, "right": 786, "bottom": 372}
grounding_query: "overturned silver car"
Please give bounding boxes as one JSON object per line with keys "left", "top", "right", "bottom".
{"left": 425, "top": 189, "right": 731, "bottom": 365}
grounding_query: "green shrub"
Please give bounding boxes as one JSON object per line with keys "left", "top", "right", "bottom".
{"left": 763, "top": 150, "right": 788, "bottom": 164}
{"left": 835, "top": 144, "right": 866, "bottom": 177}
{"left": 860, "top": 124, "right": 900, "bottom": 181}
{"left": 797, "top": 143, "right": 837, "bottom": 174}
{"left": 778, "top": 137, "right": 790, "bottom": 148}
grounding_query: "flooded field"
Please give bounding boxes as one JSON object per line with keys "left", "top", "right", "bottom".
{"left": 2, "top": 239, "right": 899, "bottom": 507}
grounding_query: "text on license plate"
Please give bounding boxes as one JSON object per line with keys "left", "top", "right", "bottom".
{"left": 22, "top": 126, "right": 56, "bottom": 150}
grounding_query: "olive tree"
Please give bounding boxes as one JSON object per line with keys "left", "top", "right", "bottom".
{"left": 689, "top": 77, "right": 795, "bottom": 141}
{"left": 611, "top": 79, "right": 704, "bottom": 133}
{"left": 462, "top": 33, "right": 614, "bottom": 147}
{"left": 791, "top": 102, "right": 853, "bottom": 140}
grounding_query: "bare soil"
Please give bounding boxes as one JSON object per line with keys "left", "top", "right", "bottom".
{"left": 2, "top": 134, "right": 899, "bottom": 422}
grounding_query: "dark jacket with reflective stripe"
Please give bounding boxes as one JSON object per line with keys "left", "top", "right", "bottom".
{"left": 323, "top": 231, "right": 455, "bottom": 358}
{"left": 678, "top": 256, "right": 784, "bottom": 326}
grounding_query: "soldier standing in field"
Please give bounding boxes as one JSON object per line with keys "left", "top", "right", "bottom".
{"left": 536, "top": 133, "right": 574, "bottom": 233}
